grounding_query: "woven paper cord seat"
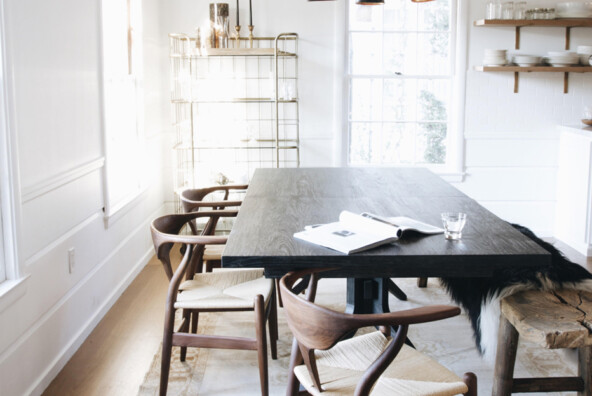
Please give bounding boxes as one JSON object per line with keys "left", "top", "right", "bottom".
{"left": 294, "top": 331, "right": 468, "bottom": 396}
{"left": 176, "top": 268, "right": 273, "bottom": 310}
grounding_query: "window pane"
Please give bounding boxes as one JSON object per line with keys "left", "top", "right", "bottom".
{"left": 418, "top": 123, "right": 447, "bottom": 164}
{"left": 418, "top": 0, "right": 451, "bottom": 32}
{"left": 382, "top": 79, "right": 417, "bottom": 122}
{"left": 383, "top": 1, "right": 418, "bottom": 31}
{"left": 350, "top": 78, "right": 383, "bottom": 121}
{"left": 418, "top": 80, "right": 450, "bottom": 122}
{"left": 381, "top": 123, "right": 415, "bottom": 164}
{"left": 349, "top": 122, "right": 375, "bottom": 164}
{"left": 350, "top": 33, "right": 383, "bottom": 75}
{"left": 0, "top": 191, "right": 5, "bottom": 282}
{"left": 349, "top": 3, "right": 383, "bottom": 31}
{"left": 416, "top": 33, "right": 450, "bottom": 75}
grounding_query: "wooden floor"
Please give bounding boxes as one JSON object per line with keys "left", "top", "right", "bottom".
{"left": 42, "top": 256, "right": 168, "bottom": 396}
{"left": 42, "top": 241, "right": 591, "bottom": 396}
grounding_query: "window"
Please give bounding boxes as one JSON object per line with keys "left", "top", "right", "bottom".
{"left": 101, "top": 0, "right": 146, "bottom": 221}
{"left": 347, "top": 0, "right": 458, "bottom": 170}
{"left": 0, "top": 199, "right": 5, "bottom": 283}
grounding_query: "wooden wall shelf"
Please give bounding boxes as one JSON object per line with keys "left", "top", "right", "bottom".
{"left": 475, "top": 65, "right": 592, "bottom": 72}
{"left": 474, "top": 66, "right": 592, "bottom": 93}
{"left": 474, "top": 18, "right": 592, "bottom": 93}
{"left": 474, "top": 18, "right": 592, "bottom": 28}
{"left": 474, "top": 18, "right": 592, "bottom": 50}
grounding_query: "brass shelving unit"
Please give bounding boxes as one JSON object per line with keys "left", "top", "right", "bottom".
{"left": 474, "top": 18, "right": 592, "bottom": 93}
{"left": 169, "top": 33, "right": 300, "bottom": 210}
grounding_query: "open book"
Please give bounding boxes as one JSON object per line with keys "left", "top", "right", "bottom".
{"left": 293, "top": 211, "right": 444, "bottom": 254}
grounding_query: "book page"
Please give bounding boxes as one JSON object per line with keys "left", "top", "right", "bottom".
{"left": 387, "top": 216, "right": 444, "bottom": 234}
{"left": 340, "top": 211, "right": 403, "bottom": 238}
{"left": 294, "top": 221, "right": 397, "bottom": 254}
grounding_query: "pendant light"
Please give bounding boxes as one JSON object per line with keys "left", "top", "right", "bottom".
{"left": 308, "top": 0, "right": 433, "bottom": 3}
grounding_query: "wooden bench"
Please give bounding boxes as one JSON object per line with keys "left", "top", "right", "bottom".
{"left": 493, "top": 289, "right": 592, "bottom": 395}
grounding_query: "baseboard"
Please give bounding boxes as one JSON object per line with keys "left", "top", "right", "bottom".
{"left": 26, "top": 246, "right": 153, "bottom": 396}
{"left": 24, "top": 202, "right": 168, "bottom": 396}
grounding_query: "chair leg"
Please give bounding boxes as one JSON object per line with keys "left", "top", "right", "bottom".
{"left": 463, "top": 372, "right": 478, "bottom": 396}
{"left": 180, "top": 309, "right": 191, "bottom": 362}
{"left": 578, "top": 346, "right": 592, "bottom": 396}
{"left": 160, "top": 310, "right": 175, "bottom": 396}
{"left": 287, "top": 338, "right": 303, "bottom": 396}
{"left": 255, "top": 294, "right": 269, "bottom": 396}
{"left": 268, "top": 291, "right": 278, "bottom": 360}
{"left": 493, "top": 315, "right": 519, "bottom": 396}
{"left": 276, "top": 279, "right": 283, "bottom": 308}
{"left": 417, "top": 277, "right": 428, "bottom": 288}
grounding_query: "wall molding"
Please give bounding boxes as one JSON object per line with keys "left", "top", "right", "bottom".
{"left": 0, "top": 201, "right": 167, "bottom": 395}
{"left": 27, "top": 246, "right": 154, "bottom": 396}
{"left": 21, "top": 158, "right": 105, "bottom": 204}
{"left": 24, "top": 212, "right": 101, "bottom": 268}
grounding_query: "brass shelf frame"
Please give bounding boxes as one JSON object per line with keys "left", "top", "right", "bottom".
{"left": 169, "top": 33, "right": 300, "bottom": 199}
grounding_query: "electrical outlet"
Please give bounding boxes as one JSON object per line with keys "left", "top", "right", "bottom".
{"left": 68, "top": 248, "right": 75, "bottom": 274}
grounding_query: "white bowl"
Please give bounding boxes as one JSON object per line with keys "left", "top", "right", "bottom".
{"left": 556, "top": 2, "right": 592, "bottom": 17}
{"left": 577, "top": 45, "right": 592, "bottom": 54}
{"left": 513, "top": 55, "right": 541, "bottom": 63}
{"left": 547, "top": 51, "right": 577, "bottom": 57}
{"left": 484, "top": 49, "right": 507, "bottom": 55}
{"left": 549, "top": 62, "right": 575, "bottom": 67}
{"left": 581, "top": 54, "right": 592, "bottom": 65}
{"left": 547, "top": 56, "right": 579, "bottom": 62}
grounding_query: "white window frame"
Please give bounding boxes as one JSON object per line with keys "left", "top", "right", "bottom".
{"left": 0, "top": 0, "right": 28, "bottom": 310}
{"left": 0, "top": 0, "right": 17, "bottom": 283}
{"left": 100, "top": 0, "right": 147, "bottom": 227}
{"left": 342, "top": 0, "right": 467, "bottom": 180}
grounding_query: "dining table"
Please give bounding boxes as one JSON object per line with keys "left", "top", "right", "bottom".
{"left": 222, "top": 167, "right": 551, "bottom": 315}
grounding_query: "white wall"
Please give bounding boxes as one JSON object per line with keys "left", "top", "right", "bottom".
{"left": 0, "top": 1, "right": 170, "bottom": 395}
{"left": 458, "top": 0, "right": 592, "bottom": 235}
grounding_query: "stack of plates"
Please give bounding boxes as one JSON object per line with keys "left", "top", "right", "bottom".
{"left": 483, "top": 49, "right": 507, "bottom": 66}
{"left": 577, "top": 45, "right": 592, "bottom": 65}
{"left": 545, "top": 51, "right": 580, "bottom": 67}
{"left": 512, "top": 54, "right": 541, "bottom": 67}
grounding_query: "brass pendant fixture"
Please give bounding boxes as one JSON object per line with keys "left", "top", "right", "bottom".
{"left": 308, "top": 0, "right": 433, "bottom": 3}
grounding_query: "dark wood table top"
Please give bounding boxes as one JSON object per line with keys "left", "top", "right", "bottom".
{"left": 222, "top": 167, "right": 551, "bottom": 278}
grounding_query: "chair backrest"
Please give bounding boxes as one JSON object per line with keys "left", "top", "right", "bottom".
{"left": 279, "top": 269, "right": 461, "bottom": 394}
{"left": 150, "top": 210, "right": 237, "bottom": 280}
{"left": 180, "top": 185, "right": 248, "bottom": 240}
{"left": 180, "top": 184, "right": 248, "bottom": 213}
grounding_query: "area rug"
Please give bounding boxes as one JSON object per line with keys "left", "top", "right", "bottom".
{"left": 138, "top": 278, "right": 577, "bottom": 395}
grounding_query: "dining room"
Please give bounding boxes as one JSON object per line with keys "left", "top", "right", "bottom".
{"left": 1, "top": 0, "right": 592, "bottom": 395}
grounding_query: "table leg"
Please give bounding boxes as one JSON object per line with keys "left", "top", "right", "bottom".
{"left": 345, "top": 278, "right": 390, "bottom": 314}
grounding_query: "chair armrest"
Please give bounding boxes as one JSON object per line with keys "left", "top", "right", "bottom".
{"left": 183, "top": 200, "right": 243, "bottom": 209}
{"left": 351, "top": 305, "right": 460, "bottom": 329}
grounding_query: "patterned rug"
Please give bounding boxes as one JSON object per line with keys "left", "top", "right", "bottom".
{"left": 138, "top": 278, "right": 577, "bottom": 395}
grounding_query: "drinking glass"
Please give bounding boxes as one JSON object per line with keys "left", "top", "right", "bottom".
{"left": 441, "top": 212, "right": 467, "bottom": 240}
{"left": 486, "top": 1, "right": 497, "bottom": 19}
{"left": 514, "top": 2, "right": 527, "bottom": 19}
{"left": 502, "top": 2, "right": 515, "bottom": 19}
